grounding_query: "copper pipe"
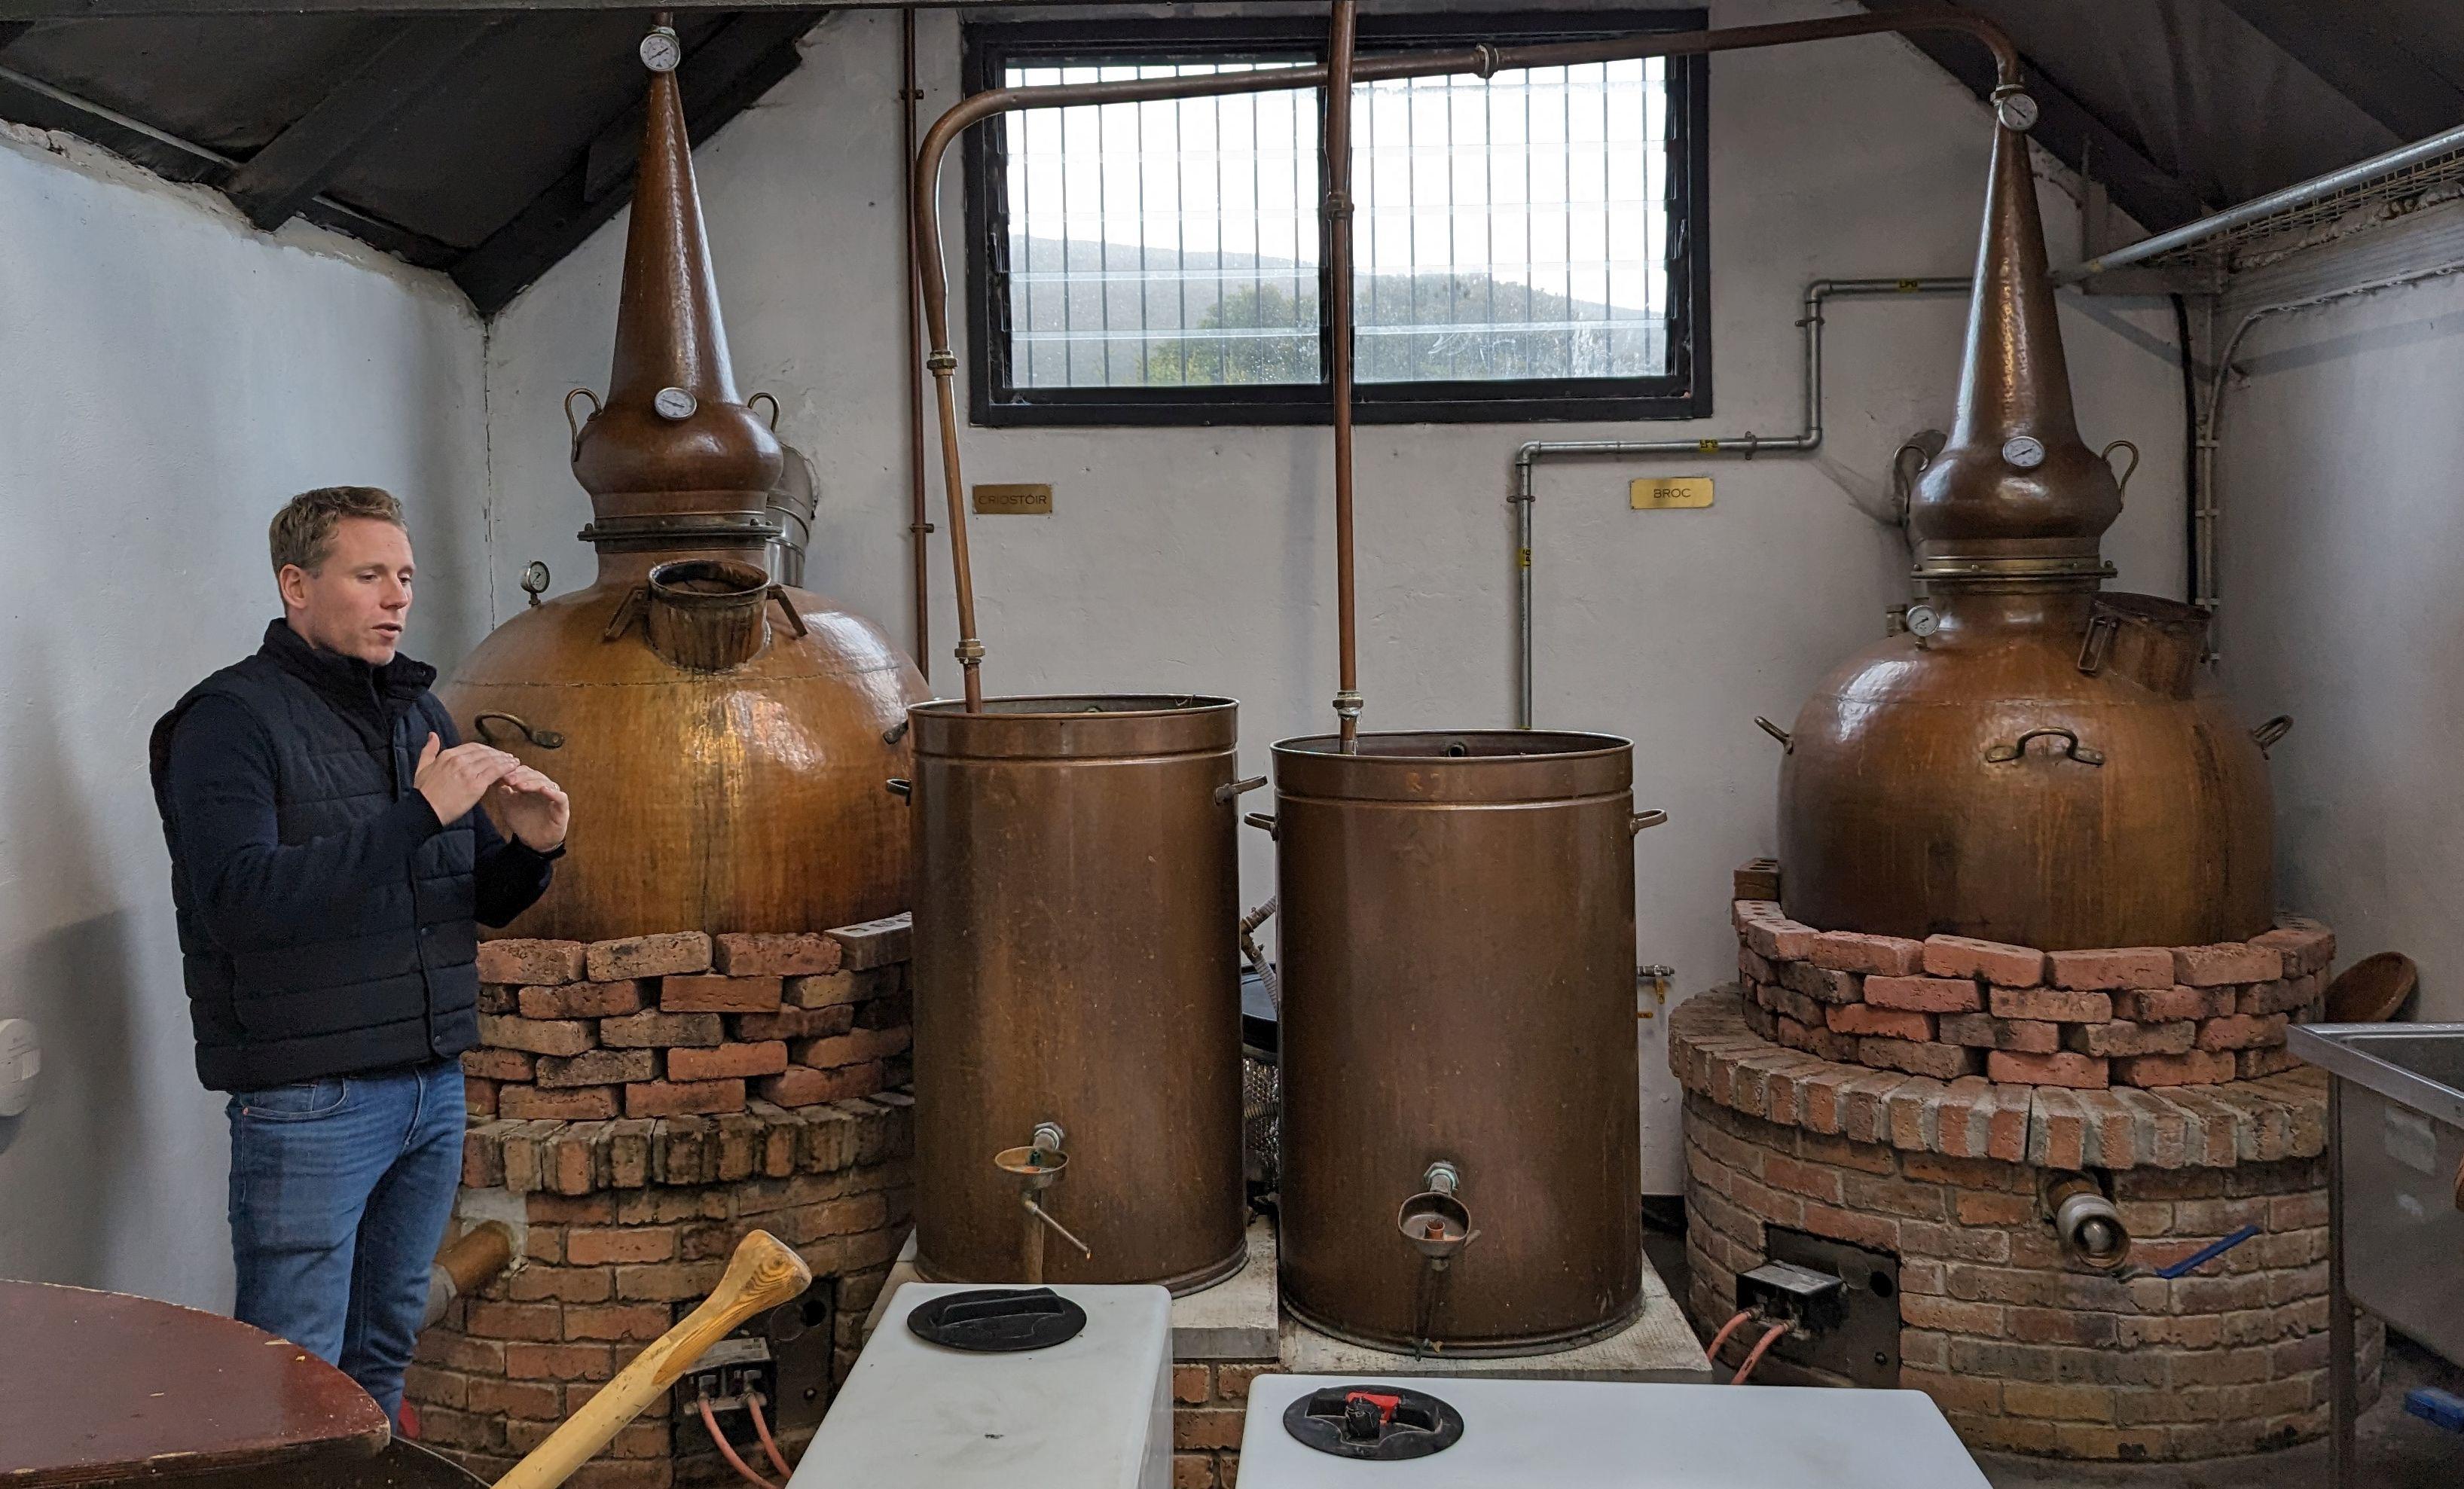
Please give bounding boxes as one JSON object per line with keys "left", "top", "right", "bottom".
{"left": 909, "top": 11, "right": 2020, "bottom": 709}
{"left": 1327, "top": 0, "right": 1360, "bottom": 750}
{"left": 901, "top": 7, "right": 931, "bottom": 679}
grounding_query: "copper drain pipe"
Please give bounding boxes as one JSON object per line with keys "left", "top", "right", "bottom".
{"left": 1326, "top": 0, "right": 1361, "bottom": 750}
{"left": 910, "top": 11, "right": 2021, "bottom": 715}
{"left": 900, "top": 7, "right": 931, "bottom": 679}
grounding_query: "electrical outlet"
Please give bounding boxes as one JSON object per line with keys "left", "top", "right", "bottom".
{"left": 677, "top": 1333, "right": 776, "bottom": 1416}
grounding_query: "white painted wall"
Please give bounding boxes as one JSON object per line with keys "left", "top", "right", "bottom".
{"left": 0, "top": 124, "right": 488, "bottom": 1304}
{"left": 484, "top": 0, "right": 2192, "bottom": 1189}
{"left": 2215, "top": 217, "right": 2464, "bottom": 1024}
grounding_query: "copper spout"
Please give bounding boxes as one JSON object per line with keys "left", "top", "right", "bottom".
{"left": 908, "top": 13, "right": 2019, "bottom": 713}
{"left": 572, "top": 20, "right": 783, "bottom": 557}
{"left": 1907, "top": 93, "right": 2121, "bottom": 584}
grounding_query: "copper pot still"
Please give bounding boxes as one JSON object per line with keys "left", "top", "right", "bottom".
{"left": 1272, "top": 731, "right": 1646, "bottom": 1354}
{"left": 1776, "top": 96, "right": 2276, "bottom": 952}
{"left": 441, "top": 26, "right": 925, "bottom": 941}
{"left": 905, "top": 697, "right": 1248, "bottom": 1292}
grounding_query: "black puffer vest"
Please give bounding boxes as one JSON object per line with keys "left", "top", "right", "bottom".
{"left": 151, "top": 623, "right": 479, "bottom": 1090}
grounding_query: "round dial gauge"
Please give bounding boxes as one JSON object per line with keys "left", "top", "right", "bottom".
{"left": 520, "top": 560, "right": 551, "bottom": 599}
{"left": 640, "top": 27, "right": 683, "bottom": 73}
{"left": 1904, "top": 604, "right": 1940, "bottom": 639}
{"left": 653, "top": 386, "right": 698, "bottom": 421}
{"left": 2001, "top": 435, "right": 2047, "bottom": 470}
{"left": 1995, "top": 91, "right": 2041, "bottom": 132}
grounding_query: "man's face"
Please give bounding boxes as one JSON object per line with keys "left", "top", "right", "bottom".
{"left": 280, "top": 517, "right": 416, "bottom": 664}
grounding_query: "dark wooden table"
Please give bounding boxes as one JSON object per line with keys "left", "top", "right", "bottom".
{"left": 0, "top": 1279, "right": 390, "bottom": 1486}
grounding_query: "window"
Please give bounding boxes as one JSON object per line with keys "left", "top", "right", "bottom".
{"left": 961, "top": 12, "right": 1710, "bottom": 426}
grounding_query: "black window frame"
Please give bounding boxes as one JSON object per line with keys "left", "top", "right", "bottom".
{"left": 960, "top": 9, "right": 1711, "bottom": 428}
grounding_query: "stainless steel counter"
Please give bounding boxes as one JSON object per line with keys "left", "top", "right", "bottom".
{"left": 2286, "top": 1022, "right": 2464, "bottom": 1489}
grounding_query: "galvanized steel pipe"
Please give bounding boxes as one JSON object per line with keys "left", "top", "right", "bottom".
{"left": 1509, "top": 276, "right": 1967, "bottom": 728}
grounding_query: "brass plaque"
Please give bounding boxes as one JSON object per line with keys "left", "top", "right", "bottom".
{"left": 1630, "top": 475, "right": 1714, "bottom": 510}
{"left": 973, "top": 482, "right": 1053, "bottom": 515}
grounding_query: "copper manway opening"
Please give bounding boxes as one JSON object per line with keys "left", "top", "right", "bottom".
{"left": 638, "top": 557, "right": 803, "bottom": 672}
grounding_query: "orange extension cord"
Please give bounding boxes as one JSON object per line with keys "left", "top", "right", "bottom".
{"left": 1704, "top": 1309, "right": 1754, "bottom": 1362}
{"left": 698, "top": 1395, "right": 781, "bottom": 1489}
{"left": 747, "top": 1392, "right": 795, "bottom": 1481}
{"left": 1732, "top": 1321, "right": 1792, "bottom": 1385}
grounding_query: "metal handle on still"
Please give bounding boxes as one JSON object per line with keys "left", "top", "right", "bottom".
{"left": 473, "top": 711, "right": 566, "bottom": 750}
{"left": 1985, "top": 727, "right": 2104, "bottom": 767}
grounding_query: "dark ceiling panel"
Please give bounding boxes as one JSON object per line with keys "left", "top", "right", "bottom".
{"left": 313, "top": 11, "right": 730, "bottom": 251}
{"left": 450, "top": 11, "right": 816, "bottom": 314}
{"left": 2215, "top": 0, "right": 2464, "bottom": 142}
{"left": 0, "top": 15, "right": 385, "bottom": 153}
{"left": 2369, "top": 0, "right": 2464, "bottom": 94}
{"left": 1937, "top": 0, "right": 2396, "bottom": 209}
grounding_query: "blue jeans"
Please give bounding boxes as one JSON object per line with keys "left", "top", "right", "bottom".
{"left": 227, "top": 1060, "right": 464, "bottom": 1423}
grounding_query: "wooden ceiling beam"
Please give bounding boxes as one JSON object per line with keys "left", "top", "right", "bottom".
{"left": 224, "top": 17, "right": 503, "bottom": 230}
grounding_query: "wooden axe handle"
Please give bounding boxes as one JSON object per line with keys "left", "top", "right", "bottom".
{"left": 494, "top": 1230, "right": 811, "bottom": 1489}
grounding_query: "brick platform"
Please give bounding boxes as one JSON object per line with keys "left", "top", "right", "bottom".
{"left": 407, "top": 919, "right": 915, "bottom": 1488}
{"left": 1734, "top": 902, "right": 2334, "bottom": 1090}
{"left": 1672, "top": 990, "right": 2383, "bottom": 1461}
{"left": 467, "top": 916, "right": 913, "bottom": 1121}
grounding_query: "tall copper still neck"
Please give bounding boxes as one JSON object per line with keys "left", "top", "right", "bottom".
{"left": 569, "top": 19, "right": 783, "bottom": 582}
{"left": 1907, "top": 92, "right": 2121, "bottom": 590}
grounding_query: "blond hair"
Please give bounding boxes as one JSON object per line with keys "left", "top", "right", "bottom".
{"left": 270, "top": 486, "right": 405, "bottom": 574}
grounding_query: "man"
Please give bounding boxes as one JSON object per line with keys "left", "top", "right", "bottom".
{"left": 148, "top": 486, "right": 569, "bottom": 1423}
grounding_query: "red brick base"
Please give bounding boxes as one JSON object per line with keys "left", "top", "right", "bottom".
{"left": 1673, "top": 990, "right": 2382, "bottom": 1461}
{"left": 1172, "top": 1362, "right": 1270, "bottom": 1487}
{"left": 406, "top": 919, "right": 915, "bottom": 1488}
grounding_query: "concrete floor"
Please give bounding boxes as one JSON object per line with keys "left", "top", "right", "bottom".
{"left": 1643, "top": 1219, "right": 2462, "bottom": 1487}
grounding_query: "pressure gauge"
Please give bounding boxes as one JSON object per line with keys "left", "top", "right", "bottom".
{"left": 640, "top": 26, "right": 683, "bottom": 74}
{"left": 2001, "top": 435, "right": 2047, "bottom": 470}
{"left": 1904, "top": 604, "right": 1940, "bottom": 640}
{"left": 1995, "top": 90, "right": 2040, "bottom": 133}
{"left": 520, "top": 561, "right": 551, "bottom": 608}
{"left": 653, "top": 386, "right": 699, "bottom": 421}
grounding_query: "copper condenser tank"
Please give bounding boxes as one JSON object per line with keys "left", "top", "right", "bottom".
{"left": 907, "top": 696, "right": 1249, "bottom": 1292}
{"left": 1776, "top": 94, "right": 2273, "bottom": 951}
{"left": 1271, "top": 731, "right": 1651, "bottom": 1353}
{"left": 441, "top": 28, "right": 924, "bottom": 940}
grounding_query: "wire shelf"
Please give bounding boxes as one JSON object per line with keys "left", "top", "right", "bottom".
{"left": 2139, "top": 145, "right": 2464, "bottom": 274}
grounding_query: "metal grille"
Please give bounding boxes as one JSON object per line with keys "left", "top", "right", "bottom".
{"left": 997, "top": 57, "right": 1672, "bottom": 389}
{"left": 1005, "top": 63, "right": 1320, "bottom": 389}
{"left": 1354, "top": 59, "right": 1670, "bottom": 382}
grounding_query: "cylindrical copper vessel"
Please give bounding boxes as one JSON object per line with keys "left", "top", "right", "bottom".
{"left": 1273, "top": 731, "right": 1643, "bottom": 1353}
{"left": 440, "top": 29, "right": 926, "bottom": 940}
{"left": 1777, "top": 97, "right": 2275, "bottom": 950}
{"left": 908, "top": 696, "right": 1248, "bottom": 1293}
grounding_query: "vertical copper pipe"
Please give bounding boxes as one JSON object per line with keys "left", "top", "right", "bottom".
{"left": 905, "top": 14, "right": 2018, "bottom": 712}
{"left": 1327, "top": 0, "right": 1361, "bottom": 752}
{"left": 902, "top": 8, "right": 931, "bottom": 680}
